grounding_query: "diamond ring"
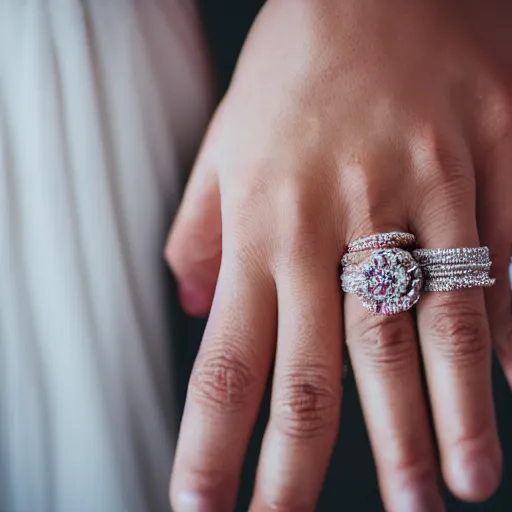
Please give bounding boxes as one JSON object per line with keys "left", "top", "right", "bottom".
{"left": 340, "top": 239, "right": 495, "bottom": 315}
{"left": 346, "top": 231, "right": 416, "bottom": 253}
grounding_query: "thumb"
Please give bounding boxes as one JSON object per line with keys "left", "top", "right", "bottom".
{"left": 165, "top": 146, "right": 222, "bottom": 317}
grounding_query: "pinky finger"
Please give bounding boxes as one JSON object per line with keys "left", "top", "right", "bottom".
{"left": 484, "top": 244, "right": 512, "bottom": 386}
{"left": 477, "top": 137, "right": 512, "bottom": 387}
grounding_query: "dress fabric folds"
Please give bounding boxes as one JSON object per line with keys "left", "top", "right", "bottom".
{"left": 0, "top": 1, "right": 213, "bottom": 510}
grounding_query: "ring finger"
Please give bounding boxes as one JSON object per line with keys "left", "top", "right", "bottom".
{"left": 344, "top": 226, "right": 444, "bottom": 512}
{"left": 414, "top": 173, "right": 502, "bottom": 502}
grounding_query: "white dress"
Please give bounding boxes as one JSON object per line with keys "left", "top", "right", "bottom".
{"left": 0, "top": 1, "right": 213, "bottom": 511}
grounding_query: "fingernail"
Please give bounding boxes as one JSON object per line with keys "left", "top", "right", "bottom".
{"left": 174, "top": 491, "right": 213, "bottom": 512}
{"left": 452, "top": 452, "right": 501, "bottom": 499}
{"left": 394, "top": 486, "right": 445, "bottom": 512}
{"left": 465, "top": 456, "right": 500, "bottom": 495}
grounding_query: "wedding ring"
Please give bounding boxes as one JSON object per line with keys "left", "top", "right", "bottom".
{"left": 340, "top": 237, "right": 495, "bottom": 315}
{"left": 341, "top": 248, "right": 424, "bottom": 315}
{"left": 412, "top": 247, "right": 495, "bottom": 291}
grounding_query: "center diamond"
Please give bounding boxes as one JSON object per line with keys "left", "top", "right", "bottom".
{"left": 359, "top": 248, "right": 423, "bottom": 315}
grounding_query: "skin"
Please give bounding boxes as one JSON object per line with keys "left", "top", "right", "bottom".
{"left": 166, "top": 0, "right": 512, "bottom": 510}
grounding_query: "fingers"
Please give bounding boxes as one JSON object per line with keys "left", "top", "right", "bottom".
{"left": 165, "top": 144, "right": 222, "bottom": 317}
{"left": 414, "top": 174, "right": 502, "bottom": 501}
{"left": 170, "top": 256, "right": 276, "bottom": 511}
{"left": 345, "top": 268, "right": 444, "bottom": 511}
{"left": 250, "top": 236, "right": 342, "bottom": 511}
{"left": 477, "top": 136, "right": 512, "bottom": 387}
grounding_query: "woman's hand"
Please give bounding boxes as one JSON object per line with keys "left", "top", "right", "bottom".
{"left": 167, "top": 0, "right": 512, "bottom": 510}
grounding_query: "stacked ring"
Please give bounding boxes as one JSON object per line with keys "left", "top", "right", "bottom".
{"left": 346, "top": 231, "right": 416, "bottom": 253}
{"left": 340, "top": 234, "right": 495, "bottom": 315}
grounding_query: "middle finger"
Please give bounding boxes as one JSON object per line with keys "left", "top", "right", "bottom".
{"left": 344, "top": 234, "right": 444, "bottom": 512}
{"left": 251, "top": 205, "right": 343, "bottom": 511}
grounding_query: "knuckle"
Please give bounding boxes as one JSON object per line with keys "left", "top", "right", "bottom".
{"left": 375, "top": 438, "right": 437, "bottom": 497}
{"left": 282, "top": 193, "right": 317, "bottom": 240}
{"left": 428, "top": 300, "right": 489, "bottom": 363}
{"left": 224, "top": 162, "right": 337, "bottom": 266}
{"left": 276, "top": 177, "right": 332, "bottom": 254}
{"left": 411, "top": 125, "right": 468, "bottom": 182}
{"left": 410, "top": 127, "right": 474, "bottom": 214}
{"left": 273, "top": 179, "right": 338, "bottom": 271}
{"left": 423, "top": 176, "right": 473, "bottom": 216}
{"left": 341, "top": 161, "right": 404, "bottom": 231}
{"left": 452, "top": 419, "right": 496, "bottom": 455}
{"left": 228, "top": 164, "right": 274, "bottom": 208}
{"left": 189, "top": 346, "right": 257, "bottom": 413}
{"left": 170, "top": 467, "right": 224, "bottom": 505}
{"left": 349, "top": 314, "right": 415, "bottom": 370}
{"left": 393, "top": 456, "right": 430, "bottom": 478}
{"left": 390, "top": 453, "right": 436, "bottom": 488}
{"left": 223, "top": 172, "right": 274, "bottom": 237}
{"left": 274, "top": 365, "right": 340, "bottom": 440}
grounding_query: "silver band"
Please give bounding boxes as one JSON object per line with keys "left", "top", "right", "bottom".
{"left": 341, "top": 243, "right": 495, "bottom": 315}
{"left": 412, "top": 247, "right": 495, "bottom": 291}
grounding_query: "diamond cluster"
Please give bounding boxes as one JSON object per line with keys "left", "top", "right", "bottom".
{"left": 342, "top": 248, "right": 423, "bottom": 315}
{"left": 341, "top": 236, "right": 495, "bottom": 315}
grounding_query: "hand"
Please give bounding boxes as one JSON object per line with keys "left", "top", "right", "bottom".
{"left": 167, "top": 0, "right": 512, "bottom": 510}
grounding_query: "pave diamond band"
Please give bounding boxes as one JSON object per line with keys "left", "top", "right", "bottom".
{"left": 412, "top": 247, "right": 495, "bottom": 292}
{"left": 341, "top": 241, "right": 495, "bottom": 315}
{"left": 346, "top": 231, "right": 416, "bottom": 253}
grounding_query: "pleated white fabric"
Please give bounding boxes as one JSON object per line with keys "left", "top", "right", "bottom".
{"left": 0, "top": 1, "right": 213, "bottom": 511}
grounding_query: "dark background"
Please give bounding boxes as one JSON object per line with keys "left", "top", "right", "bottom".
{"left": 171, "top": 2, "right": 512, "bottom": 510}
